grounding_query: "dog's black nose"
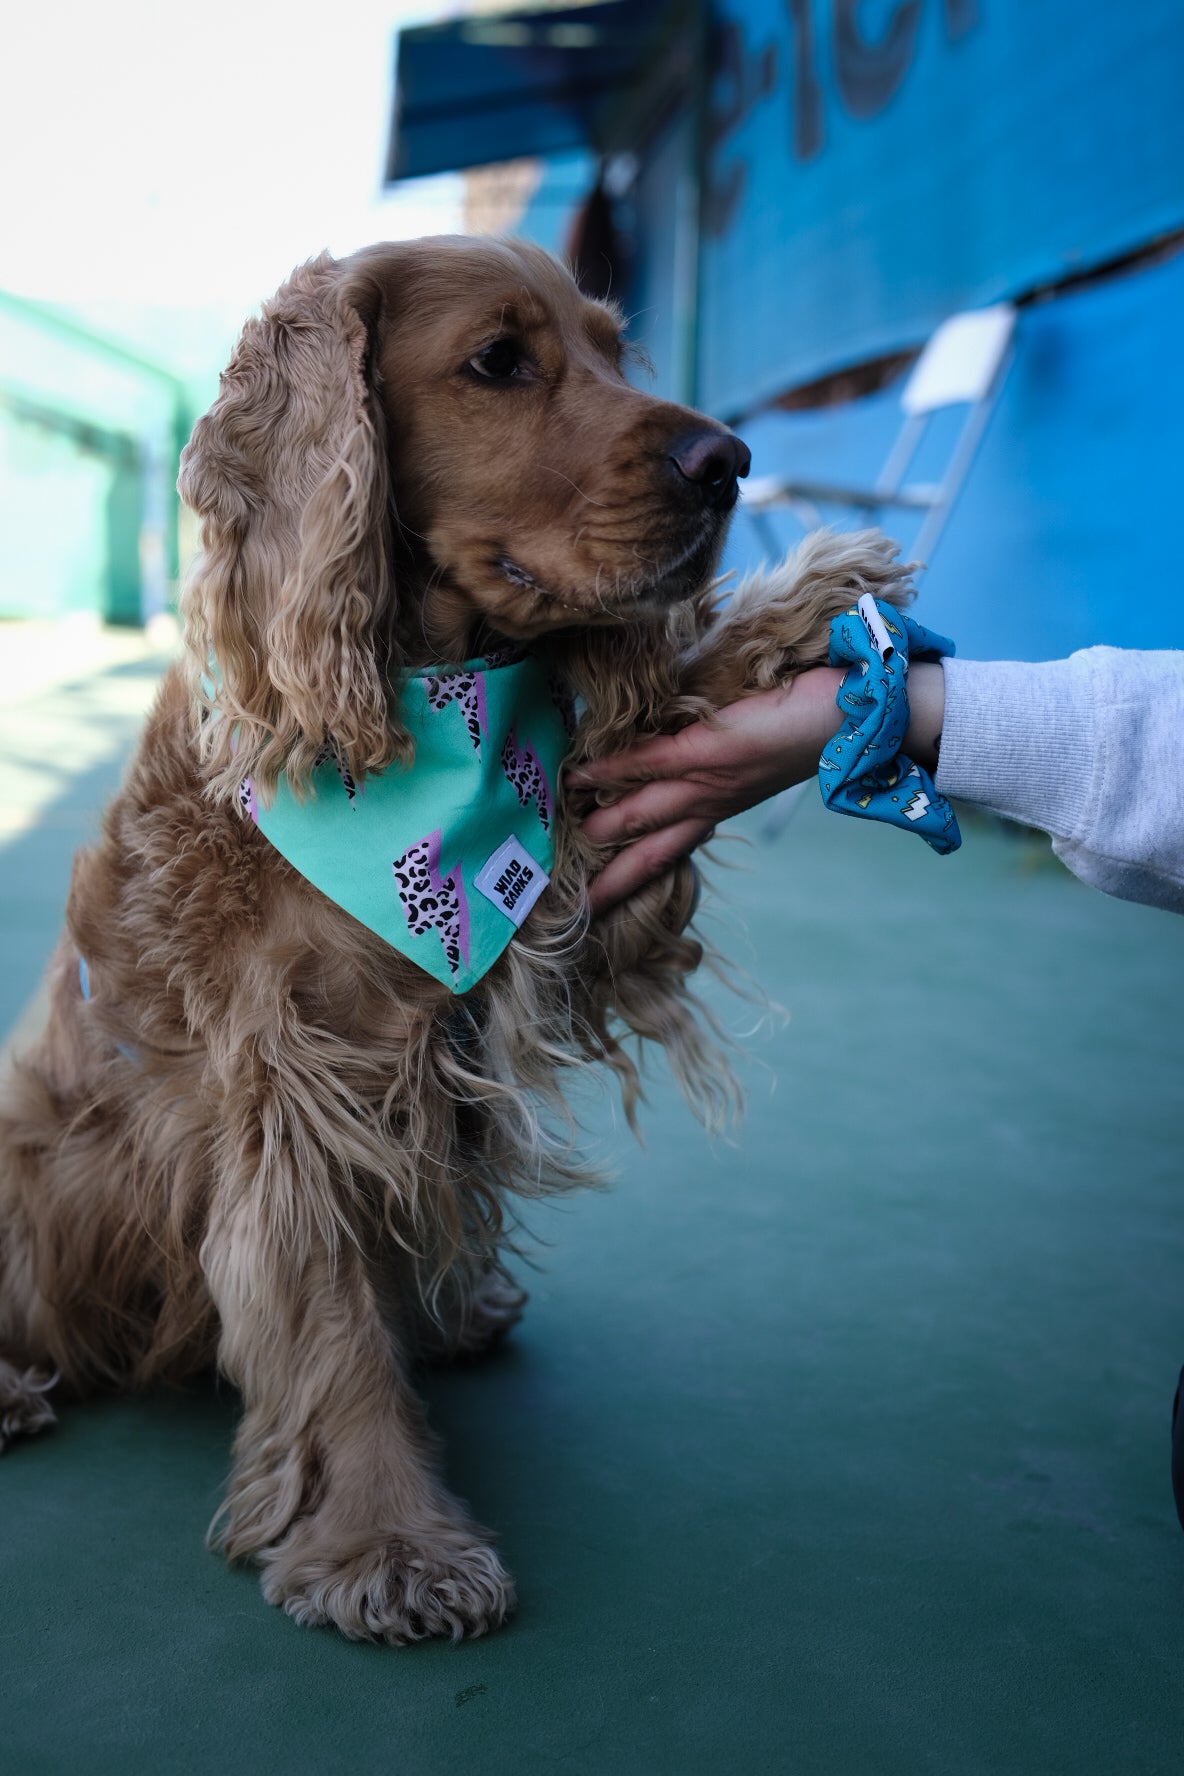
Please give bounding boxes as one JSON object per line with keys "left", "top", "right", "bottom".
{"left": 668, "top": 430, "right": 751, "bottom": 513}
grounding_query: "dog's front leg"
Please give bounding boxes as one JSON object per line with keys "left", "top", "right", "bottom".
{"left": 683, "top": 528, "right": 916, "bottom": 708}
{"left": 201, "top": 1166, "right": 514, "bottom": 1643}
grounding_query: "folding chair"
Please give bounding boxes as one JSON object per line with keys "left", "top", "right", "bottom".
{"left": 743, "top": 302, "right": 1017, "bottom": 568}
{"left": 749, "top": 303, "right": 1016, "bottom": 839}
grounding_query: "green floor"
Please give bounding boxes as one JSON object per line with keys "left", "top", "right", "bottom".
{"left": 4, "top": 671, "right": 1184, "bottom": 1774}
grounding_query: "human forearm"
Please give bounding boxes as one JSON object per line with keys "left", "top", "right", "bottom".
{"left": 935, "top": 651, "right": 1184, "bottom": 911}
{"left": 901, "top": 661, "right": 944, "bottom": 772}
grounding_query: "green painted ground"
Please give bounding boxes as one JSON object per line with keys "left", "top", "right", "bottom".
{"left": 4, "top": 659, "right": 1184, "bottom": 1774}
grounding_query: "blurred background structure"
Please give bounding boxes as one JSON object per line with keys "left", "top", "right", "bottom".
{"left": 0, "top": 0, "right": 463, "bottom": 630}
{"left": 4, "top": 0, "right": 1181, "bottom": 645}
{"left": 0, "top": 295, "right": 188, "bottom": 627}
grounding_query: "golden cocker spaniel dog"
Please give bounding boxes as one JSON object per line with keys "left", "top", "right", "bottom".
{"left": 0, "top": 237, "right": 913, "bottom": 1643}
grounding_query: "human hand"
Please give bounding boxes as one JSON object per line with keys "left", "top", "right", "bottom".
{"left": 570, "top": 666, "right": 846, "bottom": 914}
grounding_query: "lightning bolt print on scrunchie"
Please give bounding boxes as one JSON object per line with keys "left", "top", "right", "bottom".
{"left": 818, "top": 593, "right": 961, "bottom": 855}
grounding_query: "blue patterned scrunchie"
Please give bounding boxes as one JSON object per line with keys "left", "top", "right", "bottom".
{"left": 818, "top": 593, "right": 961, "bottom": 855}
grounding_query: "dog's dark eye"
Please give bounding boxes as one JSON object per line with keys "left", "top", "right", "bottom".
{"left": 468, "top": 338, "right": 528, "bottom": 382}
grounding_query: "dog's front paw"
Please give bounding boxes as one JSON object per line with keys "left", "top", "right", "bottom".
{"left": 261, "top": 1522, "right": 516, "bottom": 1644}
{"left": 0, "top": 1360, "right": 57, "bottom": 1452}
{"left": 418, "top": 1258, "right": 527, "bottom": 1362}
{"left": 449, "top": 1262, "right": 527, "bottom": 1357}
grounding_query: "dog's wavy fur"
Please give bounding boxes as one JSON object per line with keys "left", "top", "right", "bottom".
{"left": 0, "top": 237, "right": 914, "bottom": 1642}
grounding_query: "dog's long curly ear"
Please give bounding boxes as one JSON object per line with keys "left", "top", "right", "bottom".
{"left": 179, "top": 252, "right": 405, "bottom": 802}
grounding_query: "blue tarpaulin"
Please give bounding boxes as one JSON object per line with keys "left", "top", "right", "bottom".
{"left": 386, "top": 0, "right": 679, "bottom": 182}
{"left": 723, "top": 246, "right": 1184, "bottom": 660}
{"left": 696, "top": 0, "right": 1184, "bottom": 411}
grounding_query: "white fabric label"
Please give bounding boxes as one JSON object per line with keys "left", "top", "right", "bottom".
{"left": 857, "top": 592, "right": 895, "bottom": 661}
{"left": 474, "top": 835, "right": 550, "bottom": 927}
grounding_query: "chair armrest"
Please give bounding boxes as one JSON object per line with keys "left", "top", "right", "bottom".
{"left": 744, "top": 475, "right": 940, "bottom": 512}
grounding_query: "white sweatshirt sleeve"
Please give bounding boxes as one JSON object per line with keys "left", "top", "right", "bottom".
{"left": 933, "top": 649, "right": 1184, "bottom": 914}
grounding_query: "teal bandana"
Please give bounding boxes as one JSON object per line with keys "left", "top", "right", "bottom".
{"left": 242, "top": 651, "right": 573, "bottom": 993}
{"left": 819, "top": 594, "right": 961, "bottom": 855}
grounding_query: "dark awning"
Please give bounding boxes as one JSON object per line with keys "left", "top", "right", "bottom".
{"left": 385, "top": 0, "right": 685, "bottom": 183}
